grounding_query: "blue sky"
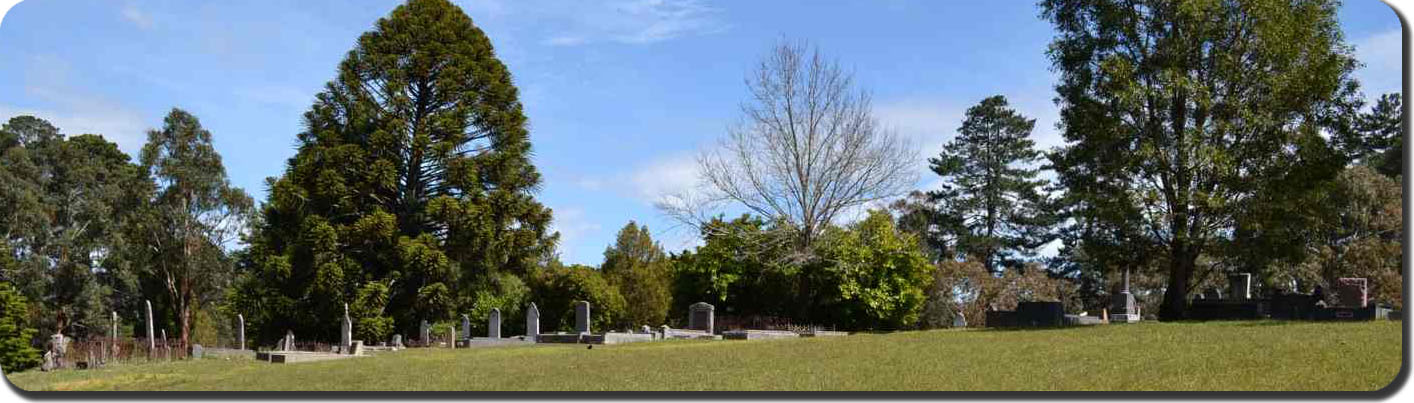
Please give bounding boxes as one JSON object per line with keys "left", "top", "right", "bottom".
{"left": 0, "top": 0, "right": 1404, "bottom": 266}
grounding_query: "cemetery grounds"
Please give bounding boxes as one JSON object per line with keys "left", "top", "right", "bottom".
{"left": 4, "top": 320, "right": 1401, "bottom": 392}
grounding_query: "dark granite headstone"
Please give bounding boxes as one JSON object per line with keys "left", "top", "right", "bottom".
{"left": 574, "top": 301, "right": 591, "bottom": 334}
{"left": 1336, "top": 278, "right": 1368, "bottom": 308}
{"left": 688, "top": 302, "right": 714, "bottom": 333}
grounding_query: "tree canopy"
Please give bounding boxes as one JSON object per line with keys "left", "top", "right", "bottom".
{"left": 1042, "top": 0, "right": 1361, "bottom": 320}
{"left": 235, "top": 0, "right": 555, "bottom": 342}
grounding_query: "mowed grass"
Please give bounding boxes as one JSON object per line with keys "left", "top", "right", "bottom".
{"left": 5, "top": 321, "right": 1402, "bottom": 392}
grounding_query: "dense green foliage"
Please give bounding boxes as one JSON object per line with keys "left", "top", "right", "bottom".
{"left": 0, "top": 282, "right": 41, "bottom": 373}
{"left": 233, "top": 0, "right": 555, "bottom": 344}
{"left": 1042, "top": 0, "right": 1363, "bottom": 319}
{"left": 670, "top": 212, "right": 931, "bottom": 330}
{"left": 926, "top": 95, "right": 1057, "bottom": 273}
{"left": 601, "top": 222, "right": 673, "bottom": 329}
{"left": 0, "top": 117, "right": 148, "bottom": 338}
{"left": 527, "top": 262, "right": 625, "bottom": 332}
{"left": 8, "top": 321, "right": 1401, "bottom": 391}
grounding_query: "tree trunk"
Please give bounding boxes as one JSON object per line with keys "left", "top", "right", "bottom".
{"left": 1159, "top": 245, "right": 1196, "bottom": 320}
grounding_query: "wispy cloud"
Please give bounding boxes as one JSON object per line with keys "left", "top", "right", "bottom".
{"left": 1353, "top": 28, "right": 1401, "bottom": 97}
{"left": 0, "top": 54, "right": 148, "bottom": 153}
{"left": 546, "top": 206, "right": 604, "bottom": 264}
{"left": 120, "top": 2, "right": 153, "bottom": 30}
{"left": 532, "top": 0, "right": 728, "bottom": 46}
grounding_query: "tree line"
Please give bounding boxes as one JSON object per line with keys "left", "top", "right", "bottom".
{"left": 1, "top": 0, "right": 1404, "bottom": 373}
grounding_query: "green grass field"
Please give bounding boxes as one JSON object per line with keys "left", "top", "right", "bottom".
{"left": 4, "top": 321, "right": 1403, "bottom": 392}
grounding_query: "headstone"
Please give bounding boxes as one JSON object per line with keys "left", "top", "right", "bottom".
{"left": 688, "top": 302, "right": 715, "bottom": 334}
{"left": 420, "top": 320, "right": 431, "bottom": 345}
{"left": 1203, "top": 288, "right": 1223, "bottom": 300}
{"left": 145, "top": 300, "right": 155, "bottom": 358}
{"left": 391, "top": 334, "right": 404, "bottom": 348}
{"left": 1228, "top": 273, "right": 1252, "bottom": 300}
{"left": 448, "top": 327, "right": 456, "bottom": 348}
{"left": 526, "top": 303, "right": 540, "bottom": 338}
{"left": 952, "top": 310, "right": 967, "bottom": 328}
{"left": 340, "top": 304, "right": 352, "bottom": 354}
{"left": 160, "top": 329, "right": 169, "bottom": 360}
{"left": 1336, "top": 278, "right": 1368, "bottom": 308}
{"left": 41, "top": 351, "right": 56, "bottom": 372}
{"left": 488, "top": 308, "right": 502, "bottom": 339}
{"left": 461, "top": 314, "right": 471, "bottom": 341}
{"left": 190, "top": 344, "right": 204, "bottom": 359}
{"left": 237, "top": 314, "right": 245, "bottom": 350}
{"left": 283, "top": 330, "right": 295, "bottom": 352}
{"left": 1108, "top": 268, "right": 1140, "bottom": 323}
{"left": 574, "top": 301, "right": 591, "bottom": 334}
{"left": 110, "top": 311, "right": 119, "bottom": 359}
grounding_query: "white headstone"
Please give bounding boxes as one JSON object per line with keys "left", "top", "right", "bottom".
{"left": 489, "top": 308, "right": 502, "bottom": 339}
{"left": 341, "top": 304, "right": 352, "bottom": 354}
{"left": 145, "top": 300, "right": 155, "bottom": 358}
{"left": 237, "top": 314, "right": 245, "bottom": 350}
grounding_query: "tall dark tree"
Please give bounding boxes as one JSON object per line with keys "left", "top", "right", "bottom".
{"left": 928, "top": 95, "right": 1055, "bottom": 274}
{"left": 134, "top": 109, "right": 253, "bottom": 348}
{"left": 0, "top": 116, "right": 148, "bottom": 338}
{"left": 238, "top": 0, "right": 554, "bottom": 342}
{"left": 1043, "top": 0, "right": 1360, "bottom": 320}
{"left": 601, "top": 222, "right": 672, "bottom": 328}
{"left": 1358, "top": 93, "right": 1403, "bottom": 177}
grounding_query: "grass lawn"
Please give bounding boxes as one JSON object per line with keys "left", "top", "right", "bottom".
{"left": 4, "top": 320, "right": 1402, "bottom": 392}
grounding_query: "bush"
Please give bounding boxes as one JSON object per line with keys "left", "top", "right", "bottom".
{"left": 0, "top": 283, "right": 41, "bottom": 373}
{"left": 528, "top": 263, "right": 626, "bottom": 332}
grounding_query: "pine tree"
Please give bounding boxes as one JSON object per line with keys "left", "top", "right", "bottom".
{"left": 239, "top": 0, "right": 554, "bottom": 342}
{"left": 928, "top": 95, "right": 1055, "bottom": 274}
{"left": 602, "top": 222, "right": 672, "bottom": 328}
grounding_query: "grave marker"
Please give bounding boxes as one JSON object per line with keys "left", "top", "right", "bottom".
{"left": 341, "top": 304, "right": 352, "bottom": 354}
{"left": 461, "top": 314, "right": 471, "bottom": 341}
{"left": 574, "top": 301, "right": 591, "bottom": 334}
{"left": 145, "top": 300, "right": 155, "bottom": 359}
{"left": 420, "top": 320, "right": 431, "bottom": 346}
{"left": 1228, "top": 273, "right": 1252, "bottom": 300}
{"left": 489, "top": 308, "right": 502, "bottom": 339}
{"left": 237, "top": 314, "right": 245, "bottom": 350}
{"left": 688, "top": 302, "right": 714, "bottom": 333}
{"left": 526, "top": 303, "right": 540, "bottom": 339}
{"left": 1336, "top": 278, "right": 1368, "bottom": 308}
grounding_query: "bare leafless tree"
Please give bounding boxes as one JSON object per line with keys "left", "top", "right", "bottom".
{"left": 660, "top": 41, "right": 916, "bottom": 254}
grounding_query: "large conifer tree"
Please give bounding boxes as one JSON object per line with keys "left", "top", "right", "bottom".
{"left": 237, "top": 0, "right": 554, "bottom": 342}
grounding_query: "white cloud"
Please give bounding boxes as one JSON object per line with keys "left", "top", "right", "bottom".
{"left": 546, "top": 206, "right": 603, "bottom": 263}
{"left": 628, "top": 153, "right": 700, "bottom": 203}
{"left": 873, "top": 98, "right": 964, "bottom": 173}
{"left": 121, "top": 2, "right": 153, "bottom": 30}
{"left": 1353, "top": 28, "right": 1402, "bottom": 97}
{"left": 1, "top": 55, "right": 148, "bottom": 154}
